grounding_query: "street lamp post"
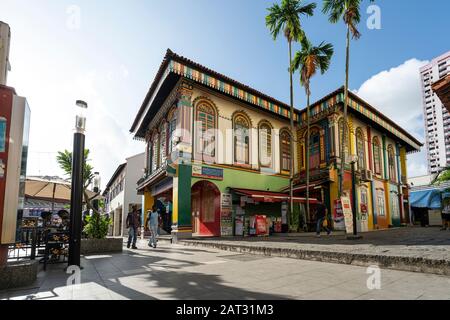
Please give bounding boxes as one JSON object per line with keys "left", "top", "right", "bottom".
{"left": 350, "top": 159, "right": 357, "bottom": 236}
{"left": 348, "top": 154, "right": 362, "bottom": 240}
{"left": 68, "top": 100, "right": 87, "bottom": 268}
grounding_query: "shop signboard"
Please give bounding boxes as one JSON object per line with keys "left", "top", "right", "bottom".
{"left": 192, "top": 165, "right": 223, "bottom": 180}
{"left": 220, "top": 208, "right": 233, "bottom": 236}
{"left": 333, "top": 199, "right": 345, "bottom": 230}
{"left": 341, "top": 196, "right": 353, "bottom": 234}
{"left": 221, "top": 193, "right": 232, "bottom": 207}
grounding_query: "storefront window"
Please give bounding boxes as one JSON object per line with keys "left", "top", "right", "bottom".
{"left": 280, "top": 130, "right": 291, "bottom": 173}
{"left": 391, "top": 192, "right": 399, "bottom": 219}
{"left": 168, "top": 107, "right": 178, "bottom": 154}
{"left": 309, "top": 129, "right": 320, "bottom": 169}
{"left": 234, "top": 115, "right": 250, "bottom": 165}
{"left": 196, "top": 101, "right": 216, "bottom": 157}
{"left": 152, "top": 133, "right": 159, "bottom": 172}
{"left": 147, "top": 141, "right": 153, "bottom": 175}
{"left": 373, "top": 137, "right": 382, "bottom": 175}
{"left": 159, "top": 122, "right": 167, "bottom": 166}
{"left": 338, "top": 118, "right": 349, "bottom": 161}
{"left": 388, "top": 145, "right": 396, "bottom": 182}
{"left": 377, "top": 190, "right": 385, "bottom": 216}
{"left": 259, "top": 122, "right": 272, "bottom": 167}
{"left": 356, "top": 128, "right": 366, "bottom": 171}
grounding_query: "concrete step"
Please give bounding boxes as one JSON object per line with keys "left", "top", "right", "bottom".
{"left": 179, "top": 239, "right": 450, "bottom": 276}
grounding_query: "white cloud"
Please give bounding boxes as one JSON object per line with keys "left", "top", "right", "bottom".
{"left": 354, "top": 58, "right": 429, "bottom": 177}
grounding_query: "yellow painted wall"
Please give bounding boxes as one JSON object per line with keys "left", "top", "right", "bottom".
{"left": 191, "top": 87, "right": 295, "bottom": 174}
{"left": 172, "top": 176, "right": 179, "bottom": 225}
{"left": 143, "top": 190, "right": 154, "bottom": 224}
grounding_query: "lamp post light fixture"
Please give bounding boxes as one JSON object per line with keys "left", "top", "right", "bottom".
{"left": 68, "top": 100, "right": 87, "bottom": 268}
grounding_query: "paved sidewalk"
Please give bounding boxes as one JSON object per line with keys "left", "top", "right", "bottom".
{"left": 1, "top": 241, "right": 449, "bottom": 300}
{"left": 180, "top": 227, "right": 450, "bottom": 275}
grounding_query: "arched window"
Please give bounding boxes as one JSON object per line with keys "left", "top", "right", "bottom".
{"left": 338, "top": 118, "right": 350, "bottom": 161}
{"left": 167, "top": 107, "right": 178, "bottom": 154}
{"left": 309, "top": 128, "right": 321, "bottom": 169}
{"left": 373, "top": 137, "right": 382, "bottom": 175}
{"left": 356, "top": 128, "right": 366, "bottom": 171}
{"left": 152, "top": 133, "right": 159, "bottom": 172}
{"left": 159, "top": 122, "right": 167, "bottom": 166}
{"left": 388, "top": 145, "right": 396, "bottom": 181}
{"left": 233, "top": 114, "right": 250, "bottom": 165}
{"left": 195, "top": 101, "right": 216, "bottom": 157}
{"left": 147, "top": 140, "right": 153, "bottom": 175}
{"left": 259, "top": 122, "right": 272, "bottom": 167}
{"left": 280, "top": 130, "right": 291, "bottom": 173}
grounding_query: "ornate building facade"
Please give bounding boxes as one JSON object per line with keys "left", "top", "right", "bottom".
{"left": 130, "top": 50, "right": 422, "bottom": 239}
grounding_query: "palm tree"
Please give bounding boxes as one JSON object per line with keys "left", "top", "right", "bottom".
{"left": 322, "top": 0, "right": 373, "bottom": 197}
{"left": 266, "top": 0, "right": 316, "bottom": 229}
{"left": 292, "top": 36, "right": 334, "bottom": 227}
{"left": 56, "top": 149, "right": 96, "bottom": 211}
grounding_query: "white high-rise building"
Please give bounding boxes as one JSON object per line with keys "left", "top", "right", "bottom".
{"left": 420, "top": 51, "right": 450, "bottom": 174}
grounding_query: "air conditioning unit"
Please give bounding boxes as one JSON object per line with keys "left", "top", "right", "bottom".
{"left": 360, "top": 169, "right": 373, "bottom": 182}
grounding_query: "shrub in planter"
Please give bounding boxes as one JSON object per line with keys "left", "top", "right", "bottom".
{"left": 83, "top": 213, "right": 111, "bottom": 239}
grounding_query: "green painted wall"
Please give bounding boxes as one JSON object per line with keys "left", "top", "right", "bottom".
{"left": 178, "top": 164, "right": 192, "bottom": 227}
{"left": 191, "top": 165, "right": 289, "bottom": 193}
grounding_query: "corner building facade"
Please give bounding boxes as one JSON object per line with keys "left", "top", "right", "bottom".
{"left": 130, "top": 50, "right": 422, "bottom": 239}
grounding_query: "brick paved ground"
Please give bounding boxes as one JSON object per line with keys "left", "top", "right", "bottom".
{"left": 1, "top": 241, "right": 449, "bottom": 300}
{"left": 180, "top": 226, "right": 450, "bottom": 275}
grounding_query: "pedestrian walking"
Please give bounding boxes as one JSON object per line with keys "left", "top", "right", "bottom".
{"left": 315, "top": 202, "right": 331, "bottom": 237}
{"left": 441, "top": 208, "right": 450, "bottom": 231}
{"left": 126, "top": 205, "right": 141, "bottom": 249}
{"left": 147, "top": 205, "right": 159, "bottom": 248}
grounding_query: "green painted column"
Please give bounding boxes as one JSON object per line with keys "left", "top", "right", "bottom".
{"left": 172, "top": 163, "right": 192, "bottom": 239}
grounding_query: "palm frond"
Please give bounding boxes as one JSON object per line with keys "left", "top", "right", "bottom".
{"left": 266, "top": 0, "right": 316, "bottom": 42}
{"left": 292, "top": 36, "right": 333, "bottom": 95}
{"left": 322, "top": 0, "right": 345, "bottom": 23}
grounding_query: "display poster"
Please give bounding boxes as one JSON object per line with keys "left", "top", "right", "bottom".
{"left": 235, "top": 216, "right": 244, "bottom": 236}
{"left": 220, "top": 193, "right": 233, "bottom": 236}
{"left": 255, "top": 215, "right": 267, "bottom": 236}
{"left": 333, "top": 199, "right": 345, "bottom": 230}
{"left": 341, "top": 196, "right": 353, "bottom": 234}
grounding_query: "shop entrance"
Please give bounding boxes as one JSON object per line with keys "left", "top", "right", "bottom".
{"left": 191, "top": 181, "right": 221, "bottom": 237}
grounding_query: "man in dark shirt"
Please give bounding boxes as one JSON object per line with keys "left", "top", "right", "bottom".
{"left": 315, "top": 202, "right": 331, "bottom": 237}
{"left": 126, "top": 205, "right": 141, "bottom": 249}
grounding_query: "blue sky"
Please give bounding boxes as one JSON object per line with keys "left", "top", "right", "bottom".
{"left": 3, "top": 0, "right": 449, "bottom": 186}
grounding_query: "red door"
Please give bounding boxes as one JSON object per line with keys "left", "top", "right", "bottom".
{"left": 191, "top": 181, "right": 220, "bottom": 237}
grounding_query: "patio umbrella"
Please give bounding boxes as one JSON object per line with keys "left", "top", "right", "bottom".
{"left": 25, "top": 177, "right": 100, "bottom": 211}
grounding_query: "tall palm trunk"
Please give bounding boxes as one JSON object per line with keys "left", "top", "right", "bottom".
{"left": 288, "top": 39, "right": 295, "bottom": 230}
{"left": 306, "top": 91, "right": 311, "bottom": 226}
{"left": 339, "top": 25, "right": 351, "bottom": 198}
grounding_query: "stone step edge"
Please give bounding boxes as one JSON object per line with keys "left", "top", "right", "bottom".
{"left": 179, "top": 240, "right": 450, "bottom": 276}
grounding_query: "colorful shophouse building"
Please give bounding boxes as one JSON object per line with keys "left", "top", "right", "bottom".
{"left": 130, "top": 50, "right": 422, "bottom": 238}
{"left": 294, "top": 88, "right": 422, "bottom": 231}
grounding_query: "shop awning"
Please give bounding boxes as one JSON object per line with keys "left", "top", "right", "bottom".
{"left": 231, "top": 188, "right": 319, "bottom": 204}
{"left": 410, "top": 189, "right": 442, "bottom": 209}
{"left": 281, "top": 179, "right": 329, "bottom": 193}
